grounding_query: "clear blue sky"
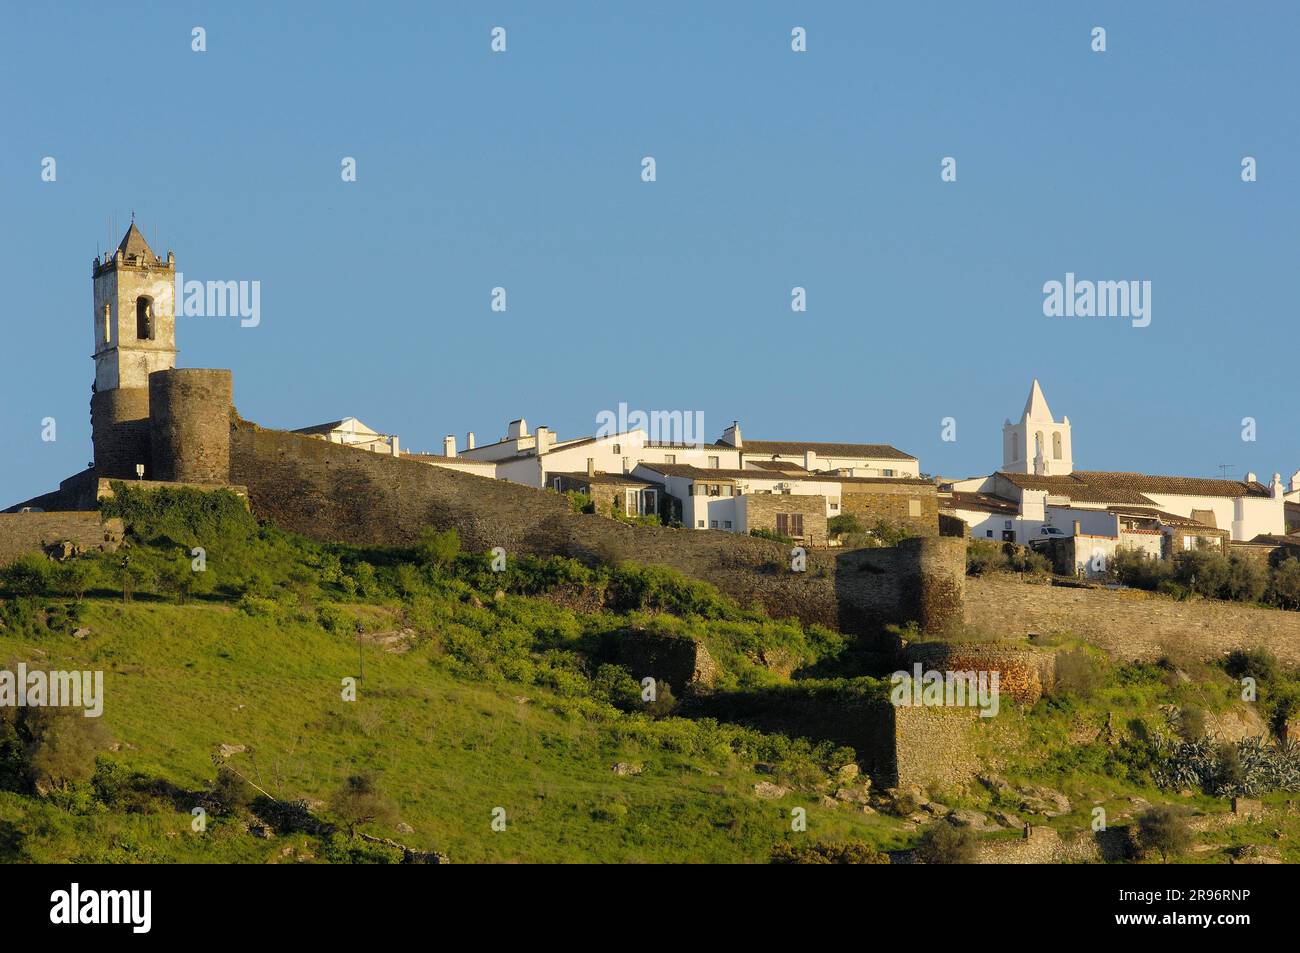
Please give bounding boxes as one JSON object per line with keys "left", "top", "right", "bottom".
{"left": 3, "top": 1, "right": 1298, "bottom": 506}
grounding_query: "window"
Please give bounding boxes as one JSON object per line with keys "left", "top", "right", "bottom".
{"left": 613, "top": 444, "right": 621, "bottom": 454}
{"left": 710, "top": 520, "right": 718, "bottom": 528}
{"left": 1035, "top": 432, "right": 1045, "bottom": 457}
{"left": 553, "top": 477, "right": 562, "bottom": 491}
{"left": 706, "top": 483, "right": 721, "bottom": 497}
{"left": 1011, "top": 432, "right": 1020, "bottom": 461}
{"left": 724, "top": 520, "right": 732, "bottom": 529}
{"left": 135, "top": 296, "right": 154, "bottom": 340}
{"left": 642, "top": 489, "right": 657, "bottom": 515}
{"left": 1052, "top": 432, "right": 1063, "bottom": 459}
{"left": 664, "top": 454, "right": 676, "bottom": 464}
{"left": 697, "top": 520, "right": 705, "bottom": 528}
{"left": 986, "top": 530, "right": 994, "bottom": 538}
{"left": 775, "top": 513, "right": 805, "bottom": 537}
{"left": 708, "top": 456, "right": 719, "bottom": 468}
{"left": 883, "top": 469, "right": 894, "bottom": 477}
{"left": 102, "top": 303, "right": 111, "bottom": 345}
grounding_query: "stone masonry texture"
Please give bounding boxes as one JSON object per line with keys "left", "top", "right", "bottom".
{"left": 149, "top": 369, "right": 233, "bottom": 483}
{"left": 0, "top": 513, "right": 124, "bottom": 566}
{"left": 229, "top": 419, "right": 967, "bottom": 637}
{"left": 967, "top": 575, "right": 1300, "bottom": 664}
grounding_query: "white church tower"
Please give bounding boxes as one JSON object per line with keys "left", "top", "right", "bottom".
{"left": 1002, "top": 379, "right": 1073, "bottom": 475}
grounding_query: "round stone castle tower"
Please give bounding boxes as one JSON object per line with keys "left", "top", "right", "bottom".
{"left": 90, "top": 223, "right": 232, "bottom": 484}
{"left": 149, "top": 369, "right": 232, "bottom": 483}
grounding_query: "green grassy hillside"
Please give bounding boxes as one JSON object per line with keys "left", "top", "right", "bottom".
{"left": 3, "top": 484, "right": 1300, "bottom": 864}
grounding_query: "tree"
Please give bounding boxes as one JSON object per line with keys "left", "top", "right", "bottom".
{"left": 1224, "top": 553, "right": 1268, "bottom": 603}
{"left": 1268, "top": 557, "right": 1300, "bottom": 610}
{"left": 50, "top": 559, "right": 97, "bottom": 603}
{"left": 329, "top": 773, "right": 397, "bottom": 837}
{"left": 1136, "top": 806, "right": 1193, "bottom": 862}
{"left": 0, "top": 707, "right": 110, "bottom": 794}
{"left": 209, "top": 766, "right": 256, "bottom": 814}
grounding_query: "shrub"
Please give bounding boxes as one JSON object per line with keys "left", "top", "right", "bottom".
{"left": 865, "top": 520, "right": 919, "bottom": 549}
{"left": 1177, "top": 706, "right": 1207, "bottom": 742}
{"left": 563, "top": 491, "right": 595, "bottom": 514}
{"left": 416, "top": 527, "right": 460, "bottom": 570}
{"left": 1136, "top": 805, "right": 1193, "bottom": 861}
{"left": 645, "top": 680, "right": 677, "bottom": 719}
{"left": 915, "top": 821, "right": 978, "bottom": 864}
{"left": 209, "top": 766, "right": 256, "bottom": 814}
{"left": 1053, "top": 647, "right": 1107, "bottom": 698}
{"left": 771, "top": 841, "right": 889, "bottom": 864}
{"left": 0, "top": 554, "right": 51, "bottom": 597}
{"left": 750, "top": 528, "right": 793, "bottom": 545}
{"left": 966, "top": 540, "right": 1004, "bottom": 576}
{"left": 328, "top": 773, "right": 398, "bottom": 836}
{"left": 827, "top": 514, "right": 862, "bottom": 537}
{"left": 1110, "top": 548, "right": 1173, "bottom": 591}
{"left": 592, "top": 664, "right": 642, "bottom": 712}
{"left": 1223, "top": 648, "right": 1279, "bottom": 685}
{"left": 1008, "top": 548, "right": 1052, "bottom": 576}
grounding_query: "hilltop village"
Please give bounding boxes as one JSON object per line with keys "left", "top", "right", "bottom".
{"left": 5, "top": 225, "right": 1300, "bottom": 581}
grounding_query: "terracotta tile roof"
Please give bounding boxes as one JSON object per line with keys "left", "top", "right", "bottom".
{"left": 741, "top": 440, "right": 916, "bottom": 461}
{"left": 1104, "top": 505, "right": 1212, "bottom": 528}
{"left": 998, "top": 470, "right": 1270, "bottom": 504}
{"left": 746, "top": 460, "right": 811, "bottom": 473}
{"left": 998, "top": 472, "right": 1155, "bottom": 505}
{"left": 837, "top": 476, "right": 935, "bottom": 488}
{"left": 634, "top": 462, "right": 837, "bottom": 483}
{"left": 548, "top": 471, "right": 654, "bottom": 486}
{"left": 943, "top": 492, "right": 1019, "bottom": 515}
{"left": 1074, "top": 470, "right": 1272, "bottom": 499}
{"left": 405, "top": 453, "right": 494, "bottom": 466}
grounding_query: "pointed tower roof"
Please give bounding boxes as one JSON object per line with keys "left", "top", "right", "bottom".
{"left": 1022, "top": 379, "right": 1055, "bottom": 423}
{"left": 117, "top": 222, "right": 155, "bottom": 260}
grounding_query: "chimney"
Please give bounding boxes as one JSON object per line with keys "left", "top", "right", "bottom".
{"left": 804, "top": 449, "right": 817, "bottom": 472}
{"left": 508, "top": 418, "right": 528, "bottom": 440}
{"left": 586, "top": 457, "right": 595, "bottom": 477}
{"left": 1290, "top": 468, "right": 1300, "bottom": 494}
{"left": 722, "top": 420, "right": 743, "bottom": 448}
{"left": 1072, "top": 520, "right": 1081, "bottom": 537}
{"left": 1272, "top": 473, "right": 1284, "bottom": 499}
{"left": 536, "top": 426, "right": 550, "bottom": 456}
{"left": 466, "top": 431, "right": 476, "bottom": 450}
{"left": 390, "top": 435, "right": 400, "bottom": 457}
{"left": 1246, "top": 471, "right": 1257, "bottom": 484}
{"left": 443, "top": 435, "right": 456, "bottom": 457}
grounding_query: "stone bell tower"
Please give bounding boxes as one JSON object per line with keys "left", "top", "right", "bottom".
{"left": 90, "top": 222, "right": 177, "bottom": 478}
